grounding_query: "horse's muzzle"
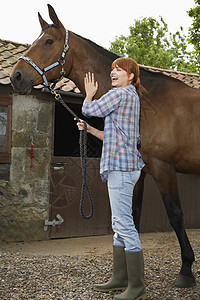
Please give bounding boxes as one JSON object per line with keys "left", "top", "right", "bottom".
{"left": 10, "top": 70, "right": 33, "bottom": 95}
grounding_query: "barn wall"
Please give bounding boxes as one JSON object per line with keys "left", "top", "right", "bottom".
{"left": 0, "top": 94, "right": 53, "bottom": 242}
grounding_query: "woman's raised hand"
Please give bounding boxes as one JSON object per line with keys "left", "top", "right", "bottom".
{"left": 84, "top": 72, "right": 98, "bottom": 99}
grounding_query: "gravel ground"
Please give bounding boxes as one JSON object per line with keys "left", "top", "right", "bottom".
{"left": 0, "top": 230, "right": 199, "bottom": 300}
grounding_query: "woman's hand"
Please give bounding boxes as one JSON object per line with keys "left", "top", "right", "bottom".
{"left": 74, "top": 118, "right": 104, "bottom": 141}
{"left": 74, "top": 118, "right": 91, "bottom": 132}
{"left": 84, "top": 72, "right": 98, "bottom": 101}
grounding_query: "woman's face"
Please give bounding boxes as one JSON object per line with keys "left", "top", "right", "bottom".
{"left": 110, "top": 65, "right": 134, "bottom": 88}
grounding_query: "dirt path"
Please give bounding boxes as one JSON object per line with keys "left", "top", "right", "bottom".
{"left": 0, "top": 230, "right": 182, "bottom": 256}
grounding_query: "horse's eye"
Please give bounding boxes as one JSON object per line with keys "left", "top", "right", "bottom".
{"left": 45, "top": 39, "right": 54, "bottom": 45}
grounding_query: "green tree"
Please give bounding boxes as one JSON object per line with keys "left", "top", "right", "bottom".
{"left": 188, "top": 0, "right": 200, "bottom": 72}
{"left": 109, "top": 16, "right": 197, "bottom": 73}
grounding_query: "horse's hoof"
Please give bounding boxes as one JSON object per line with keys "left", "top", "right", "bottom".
{"left": 174, "top": 273, "right": 195, "bottom": 288}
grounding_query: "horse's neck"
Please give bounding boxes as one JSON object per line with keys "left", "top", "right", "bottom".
{"left": 67, "top": 32, "right": 117, "bottom": 98}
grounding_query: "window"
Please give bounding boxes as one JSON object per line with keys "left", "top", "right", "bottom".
{"left": 0, "top": 95, "right": 12, "bottom": 163}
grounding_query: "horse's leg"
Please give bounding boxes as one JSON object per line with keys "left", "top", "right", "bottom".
{"left": 132, "top": 171, "right": 146, "bottom": 232}
{"left": 149, "top": 158, "right": 195, "bottom": 288}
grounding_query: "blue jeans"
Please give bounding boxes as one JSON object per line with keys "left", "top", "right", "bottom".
{"left": 108, "top": 170, "right": 142, "bottom": 252}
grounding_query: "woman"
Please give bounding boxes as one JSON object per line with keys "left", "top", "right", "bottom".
{"left": 76, "top": 57, "right": 147, "bottom": 300}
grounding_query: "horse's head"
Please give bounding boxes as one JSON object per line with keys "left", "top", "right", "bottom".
{"left": 11, "top": 4, "right": 72, "bottom": 94}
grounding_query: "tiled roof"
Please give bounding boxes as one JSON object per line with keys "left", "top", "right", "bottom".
{"left": 140, "top": 65, "right": 200, "bottom": 89}
{"left": 0, "top": 39, "right": 200, "bottom": 91}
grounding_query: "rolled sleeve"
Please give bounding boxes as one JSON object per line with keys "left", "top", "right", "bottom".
{"left": 82, "top": 100, "right": 105, "bottom": 117}
{"left": 82, "top": 88, "right": 122, "bottom": 118}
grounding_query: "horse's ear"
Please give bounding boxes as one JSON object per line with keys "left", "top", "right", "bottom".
{"left": 47, "top": 4, "right": 64, "bottom": 29}
{"left": 38, "top": 12, "right": 48, "bottom": 31}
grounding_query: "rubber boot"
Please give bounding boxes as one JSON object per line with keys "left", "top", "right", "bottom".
{"left": 114, "top": 250, "right": 147, "bottom": 300}
{"left": 94, "top": 245, "right": 128, "bottom": 292}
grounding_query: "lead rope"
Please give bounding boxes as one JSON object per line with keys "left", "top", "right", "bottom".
{"left": 50, "top": 88, "right": 94, "bottom": 219}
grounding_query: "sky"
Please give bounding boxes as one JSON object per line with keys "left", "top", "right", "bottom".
{"left": 0, "top": 0, "right": 196, "bottom": 49}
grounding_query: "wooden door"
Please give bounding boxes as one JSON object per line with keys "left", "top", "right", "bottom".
{"left": 49, "top": 156, "right": 111, "bottom": 238}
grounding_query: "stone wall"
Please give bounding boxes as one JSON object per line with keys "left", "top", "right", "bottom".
{"left": 0, "top": 94, "right": 53, "bottom": 242}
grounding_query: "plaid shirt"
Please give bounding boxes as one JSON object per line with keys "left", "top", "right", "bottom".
{"left": 82, "top": 85, "right": 145, "bottom": 182}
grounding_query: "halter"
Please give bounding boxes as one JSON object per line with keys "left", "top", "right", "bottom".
{"left": 19, "top": 29, "right": 69, "bottom": 88}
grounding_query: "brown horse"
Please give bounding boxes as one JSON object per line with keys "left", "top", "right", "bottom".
{"left": 11, "top": 4, "right": 200, "bottom": 288}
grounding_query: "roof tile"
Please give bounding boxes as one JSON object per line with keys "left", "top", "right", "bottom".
{"left": 6, "top": 43, "right": 17, "bottom": 51}
{"left": 0, "top": 46, "right": 7, "bottom": 54}
{"left": 6, "top": 56, "right": 18, "bottom": 65}
{"left": 1, "top": 61, "right": 10, "bottom": 69}
{"left": 1, "top": 50, "right": 12, "bottom": 59}
{"left": 0, "top": 69, "right": 9, "bottom": 79}
{"left": 0, "top": 77, "right": 10, "bottom": 84}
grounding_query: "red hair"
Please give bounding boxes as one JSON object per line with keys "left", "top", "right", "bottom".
{"left": 112, "top": 57, "right": 146, "bottom": 98}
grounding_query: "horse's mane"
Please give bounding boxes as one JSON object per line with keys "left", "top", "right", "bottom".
{"left": 73, "top": 33, "right": 163, "bottom": 77}
{"left": 73, "top": 32, "right": 119, "bottom": 61}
